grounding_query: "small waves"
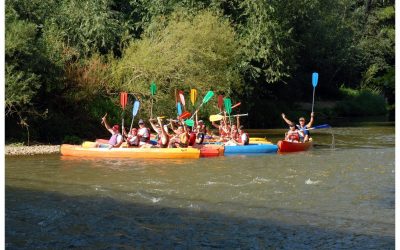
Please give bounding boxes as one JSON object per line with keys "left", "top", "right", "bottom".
{"left": 305, "top": 179, "right": 321, "bottom": 185}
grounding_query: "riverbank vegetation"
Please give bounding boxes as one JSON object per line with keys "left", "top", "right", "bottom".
{"left": 5, "top": 0, "right": 394, "bottom": 144}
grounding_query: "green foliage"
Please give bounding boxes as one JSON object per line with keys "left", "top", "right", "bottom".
{"left": 334, "top": 86, "right": 387, "bottom": 117}
{"left": 62, "top": 135, "right": 82, "bottom": 144}
{"left": 110, "top": 9, "right": 241, "bottom": 119}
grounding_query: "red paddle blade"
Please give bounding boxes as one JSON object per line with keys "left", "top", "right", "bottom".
{"left": 231, "top": 102, "right": 241, "bottom": 109}
{"left": 120, "top": 92, "right": 128, "bottom": 109}
{"left": 179, "top": 90, "right": 185, "bottom": 107}
{"left": 218, "top": 95, "right": 223, "bottom": 110}
{"left": 179, "top": 111, "right": 191, "bottom": 120}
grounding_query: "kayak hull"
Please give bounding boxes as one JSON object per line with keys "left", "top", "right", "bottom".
{"left": 224, "top": 144, "right": 278, "bottom": 154}
{"left": 61, "top": 144, "right": 200, "bottom": 159}
{"left": 277, "top": 140, "right": 313, "bottom": 152}
{"left": 197, "top": 144, "right": 224, "bottom": 157}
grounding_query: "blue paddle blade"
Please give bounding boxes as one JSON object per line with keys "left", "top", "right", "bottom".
{"left": 132, "top": 101, "right": 140, "bottom": 116}
{"left": 312, "top": 124, "right": 330, "bottom": 130}
{"left": 177, "top": 102, "right": 182, "bottom": 116}
{"left": 312, "top": 72, "right": 319, "bottom": 87}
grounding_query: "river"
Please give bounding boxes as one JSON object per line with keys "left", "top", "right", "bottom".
{"left": 5, "top": 124, "right": 395, "bottom": 249}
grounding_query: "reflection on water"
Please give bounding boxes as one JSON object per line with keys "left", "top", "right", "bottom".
{"left": 5, "top": 126, "right": 395, "bottom": 249}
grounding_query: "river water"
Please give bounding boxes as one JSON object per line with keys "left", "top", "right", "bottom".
{"left": 5, "top": 125, "right": 395, "bottom": 249}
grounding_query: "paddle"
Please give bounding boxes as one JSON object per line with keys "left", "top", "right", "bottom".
{"left": 179, "top": 111, "right": 191, "bottom": 120}
{"left": 218, "top": 95, "right": 223, "bottom": 112}
{"left": 177, "top": 102, "right": 182, "bottom": 116}
{"left": 129, "top": 100, "right": 140, "bottom": 132}
{"left": 217, "top": 102, "right": 241, "bottom": 115}
{"left": 150, "top": 81, "right": 156, "bottom": 118}
{"left": 179, "top": 90, "right": 186, "bottom": 110}
{"left": 189, "top": 91, "right": 214, "bottom": 119}
{"left": 301, "top": 124, "right": 330, "bottom": 131}
{"left": 210, "top": 113, "right": 248, "bottom": 122}
{"left": 120, "top": 92, "right": 128, "bottom": 132}
{"left": 312, "top": 72, "right": 318, "bottom": 113}
{"left": 190, "top": 89, "right": 197, "bottom": 106}
{"left": 224, "top": 98, "right": 232, "bottom": 124}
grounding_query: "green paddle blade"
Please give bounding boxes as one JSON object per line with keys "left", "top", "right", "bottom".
{"left": 202, "top": 91, "right": 214, "bottom": 104}
{"left": 224, "top": 98, "right": 232, "bottom": 115}
{"left": 185, "top": 119, "right": 194, "bottom": 127}
{"left": 150, "top": 81, "right": 157, "bottom": 95}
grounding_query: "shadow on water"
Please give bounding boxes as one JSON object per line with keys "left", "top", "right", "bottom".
{"left": 6, "top": 186, "right": 394, "bottom": 249}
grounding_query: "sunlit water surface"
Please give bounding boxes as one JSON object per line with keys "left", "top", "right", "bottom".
{"left": 6, "top": 126, "right": 394, "bottom": 249}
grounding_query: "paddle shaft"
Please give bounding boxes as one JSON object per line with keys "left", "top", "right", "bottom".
{"left": 312, "top": 87, "right": 316, "bottom": 113}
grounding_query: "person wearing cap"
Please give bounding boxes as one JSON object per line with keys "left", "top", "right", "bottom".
{"left": 195, "top": 118, "right": 207, "bottom": 144}
{"left": 281, "top": 112, "right": 314, "bottom": 142}
{"left": 284, "top": 123, "right": 304, "bottom": 142}
{"left": 137, "top": 119, "right": 151, "bottom": 146}
{"left": 100, "top": 116, "right": 123, "bottom": 148}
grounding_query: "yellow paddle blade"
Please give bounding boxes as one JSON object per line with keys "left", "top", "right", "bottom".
{"left": 190, "top": 89, "right": 197, "bottom": 105}
{"left": 209, "top": 114, "right": 224, "bottom": 122}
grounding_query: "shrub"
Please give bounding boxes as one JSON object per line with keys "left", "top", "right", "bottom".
{"left": 334, "top": 86, "right": 387, "bottom": 116}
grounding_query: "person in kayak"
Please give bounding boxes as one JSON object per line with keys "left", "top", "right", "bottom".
{"left": 285, "top": 123, "right": 304, "bottom": 143}
{"left": 169, "top": 119, "right": 189, "bottom": 148}
{"left": 125, "top": 128, "right": 139, "bottom": 147}
{"left": 195, "top": 119, "right": 207, "bottom": 144}
{"left": 281, "top": 112, "right": 314, "bottom": 142}
{"left": 100, "top": 116, "right": 123, "bottom": 148}
{"left": 149, "top": 117, "right": 170, "bottom": 148}
{"left": 237, "top": 125, "right": 250, "bottom": 145}
{"left": 137, "top": 119, "right": 151, "bottom": 147}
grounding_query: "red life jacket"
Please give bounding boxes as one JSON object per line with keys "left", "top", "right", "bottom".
{"left": 188, "top": 132, "right": 196, "bottom": 146}
{"left": 287, "top": 131, "right": 300, "bottom": 141}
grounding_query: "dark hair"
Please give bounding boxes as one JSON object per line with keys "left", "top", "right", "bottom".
{"left": 289, "top": 123, "right": 295, "bottom": 127}
{"left": 238, "top": 125, "right": 244, "bottom": 130}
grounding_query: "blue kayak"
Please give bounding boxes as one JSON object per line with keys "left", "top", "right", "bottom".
{"left": 224, "top": 144, "right": 278, "bottom": 154}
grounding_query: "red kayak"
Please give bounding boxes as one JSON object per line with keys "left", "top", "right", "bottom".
{"left": 277, "top": 140, "right": 313, "bottom": 152}
{"left": 195, "top": 145, "right": 224, "bottom": 157}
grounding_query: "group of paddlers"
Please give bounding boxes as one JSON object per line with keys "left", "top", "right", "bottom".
{"left": 99, "top": 111, "right": 314, "bottom": 149}
{"left": 99, "top": 112, "right": 249, "bottom": 149}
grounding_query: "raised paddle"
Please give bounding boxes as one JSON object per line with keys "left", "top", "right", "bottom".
{"left": 217, "top": 102, "right": 241, "bottom": 115}
{"left": 210, "top": 113, "right": 248, "bottom": 122}
{"left": 186, "top": 91, "right": 214, "bottom": 125}
{"left": 150, "top": 81, "right": 156, "bottom": 118}
{"left": 190, "top": 89, "right": 197, "bottom": 106}
{"left": 120, "top": 92, "right": 128, "bottom": 131}
{"left": 189, "top": 91, "right": 214, "bottom": 119}
{"left": 177, "top": 102, "right": 183, "bottom": 116}
{"left": 299, "top": 124, "right": 331, "bottom": 131}
{"left": 179, "top": 90, "right": 186, "bottom": 109}
{"left": 179, "top": 111, "right": 191, "bottom": 120}
{"left": 224, "top": 98, "right": 232, "bottom": 125}
{"left": 218, "top": 95, "right": 223, "bottom": 112}
{"left": 312, "top": 72, "right": 318, "bottom": 113}
{"left": 129, "top": 100, "right": 140, "bottom": 132}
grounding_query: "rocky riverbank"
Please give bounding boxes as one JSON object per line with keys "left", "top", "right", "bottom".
{"left": 5, "top": 145, "right": 60, "bottom": 156}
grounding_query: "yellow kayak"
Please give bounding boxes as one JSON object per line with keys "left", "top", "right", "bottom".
{"left": 61, "top": 144, "right": 200, "bottom": 159}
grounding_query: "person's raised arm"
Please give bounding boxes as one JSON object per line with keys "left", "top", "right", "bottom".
{"left": 281, "top": 113, "right": 293, "bottom": 126}
{"left": 236, "top": 116, "right": 240, "bottom": 128}
{"left": 149, "top": 119, "right": 159, "bottom": 133}
{"left": 102, "top": 116, "right": 113, "bottom": 133}
{"left": 306, "top": 112, "right": 314, "bottom": 128}
{"left": 158, "top": 117, "right": 167, "bottom": 137}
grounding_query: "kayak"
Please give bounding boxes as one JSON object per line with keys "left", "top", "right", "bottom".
{"left": 224, "top": 144, "right": 278, "bottom": 154}
{"left": 277, "top": 140, "right": 313, "bottom": 152}
{"left": 60, "top": 144, "right": 200, "bottom": 159}
{"left": 196, "top": 144, "right": 224, "bottom": 157}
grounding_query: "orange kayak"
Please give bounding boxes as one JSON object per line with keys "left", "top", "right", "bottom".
{"left": 277, "top": 140, "right": 313, "bottom": 152}
{"left": 61, "top": 144, "right": 200, "bottom": 159}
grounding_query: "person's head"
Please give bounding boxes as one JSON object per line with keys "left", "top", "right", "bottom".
{"left": 238, "top": 125, "right": 244, "bottom": 134}
{"left": 299, "top": 117, "right": 306, "bottom": 126}
{"left": 138, "top": 119, "right": 145, "bottom": 127}
{"left": 198, "top": 120, "right": 204, "bottom": 125}
{"left": 131, "top": 128, "right": 138, "bottom": 135}
{"left": 112, "top": 125, "right": 119, "bottom": 133}
{"left": 289, "top": 123, "right": 296, "bottom": 131}
{"left": 231, "top": 124, "right": 237, "bottom": 130}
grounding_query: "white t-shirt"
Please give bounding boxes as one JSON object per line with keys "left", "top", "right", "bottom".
{"left": 128, "top": 135, "right": 139, "bottom": 145}
{"left": 138, "top": 127, "right": 149, "bottom": 138}
{"left": 241, "top": 133, "right": 248, "bottom": 143}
